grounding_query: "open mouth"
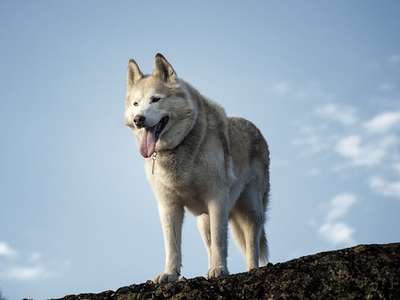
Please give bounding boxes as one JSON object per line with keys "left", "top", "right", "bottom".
{"left": 153, "top": 116, "right": 169, "bottom": 140}
{"left": 140, "top": 116, "right": 169, "bottom": 158}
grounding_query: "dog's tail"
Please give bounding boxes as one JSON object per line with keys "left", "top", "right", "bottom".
{"left": 230, "top": 219, "right": 269, "bottom": 266}
{"left": 259, "top": 228, "right": 269, "bottom": 266}
{"left": 260, "top": 141, "right": 270, "bottom": 266}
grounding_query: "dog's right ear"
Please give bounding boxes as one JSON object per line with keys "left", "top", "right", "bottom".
{"left": 127, "top": 59, "right": 143, "bottom": 89}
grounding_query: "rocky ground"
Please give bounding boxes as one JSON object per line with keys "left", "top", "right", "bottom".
{"left": 54, "top": 243, "right": 400, "bottom": 300}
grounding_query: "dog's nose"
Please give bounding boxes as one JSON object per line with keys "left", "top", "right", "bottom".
{"left": 134, "top": 115, "right": 146, "bottom": 128}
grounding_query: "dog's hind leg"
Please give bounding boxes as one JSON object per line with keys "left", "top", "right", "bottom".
{"left": 229, "top": 216, "right": 246, "bottom": 257}
{"left": 197, "top": 213, "right": 211, "bottom": 269}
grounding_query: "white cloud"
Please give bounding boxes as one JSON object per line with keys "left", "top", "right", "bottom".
{"left": 369, "top": 176, "right": 400, "bottom": 198}
{"left": 388, "top": 54, "right": 400, "bottom": 65}
{"left": 335, "top": 134, "right": 398, "bottom": 166}
{"left": 319, "top": 222, "right": 355, "bottom": 245}
{"left": 315, "top": 103, "right": 357, "bottom": 125}
{"left": 393, "top": 163, "right": 400, "bottom": 175}
{"left": 364, "top": 111, "right": 400, "bottom": 133}
{"left": 326, "top": 193, "right": 357, "bottom": 222}
{"left": 266, "top": 80, "right": 332, "bottom": 102}
{"left": 292, "top": 125, "right": 332, "bottom": 156}
{"left": 0, "top": 246, "right": 67, "bottom": 282}
{"left": 272, "top": 81, "right": 290, "bottom": 96}
{"left": 0, "top": 242, "right": 16, "bottom": 258}
{"left": 28, "top": 252, "right": 42, "bottom": 263}
{"left": 318, "top": 193, "right": 357, "bottom": 246}
{"left": 297, "top": 103, "right": 400, "bottom": 169}
{"left": 294, "top": 96, "right": 400, "bottom": 204}
{"left": 335, "top": 135, "right": 361, "bottom": 159}
{"left": 306, "top": 168, "right": 320, "bottom": 176}
{"left": 378, "top": 83, "right": 396, "bottom": 92}
{"left": 6, "top": 266, "right": 47, "bottom": 280}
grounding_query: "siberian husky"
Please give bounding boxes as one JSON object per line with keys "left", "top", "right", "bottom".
{"left": 124, "top": 53, "right": 270, "bottom": 283}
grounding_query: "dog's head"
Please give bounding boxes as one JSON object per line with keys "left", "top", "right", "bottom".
{"left": 124, "top": 53, "right": 197, "bottom": 158}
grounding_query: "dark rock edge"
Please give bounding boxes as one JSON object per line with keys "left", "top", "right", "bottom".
{"left": 53, "top": 243, "right": 400, "bottom": 300}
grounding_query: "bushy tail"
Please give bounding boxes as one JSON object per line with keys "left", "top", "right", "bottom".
{"left": 231, "top": 220, "right": 268, "bottom": 266}
{"left": 259, "top": 228, "right": 269, "bottom": 266}
{"left": 260, "top": 155, "right": 270, "bottom": 266}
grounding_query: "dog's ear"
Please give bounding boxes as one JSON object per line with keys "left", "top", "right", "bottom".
{"left": 127, "top": 59, "right": 143, "bottom": 88}
{"left": 153, "top": 53, "right": 177, "bottom": 83}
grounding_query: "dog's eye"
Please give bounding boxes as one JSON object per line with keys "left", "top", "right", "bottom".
{"left": 151, "top": 96, "right": 161, "bottom": 103}
{"left": 133, "top": 102, "right": 138, "bottom": 106}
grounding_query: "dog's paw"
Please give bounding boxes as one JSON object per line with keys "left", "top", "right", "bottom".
{"left": 207, "top": 266, "right": 229, "bottom": 279}
{"left": 152, "top": 272, "right": 180, "bottom": 283}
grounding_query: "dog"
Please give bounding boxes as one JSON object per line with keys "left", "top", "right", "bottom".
{"left": 124, "top": 53, "right": 270, "bottom": 283}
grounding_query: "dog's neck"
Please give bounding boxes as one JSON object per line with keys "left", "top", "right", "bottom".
{"left": 152, "top": 87, "right": 208, "bottom": 173}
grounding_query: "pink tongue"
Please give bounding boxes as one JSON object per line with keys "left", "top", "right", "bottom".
{"left": 140, "top": 129, "right": 156, "bottom": 158}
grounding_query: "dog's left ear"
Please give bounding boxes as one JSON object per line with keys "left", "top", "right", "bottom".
{"left": 153, "top": 53, "right": 177, "bottom": 83}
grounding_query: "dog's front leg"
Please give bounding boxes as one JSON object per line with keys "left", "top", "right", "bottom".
{"left": 153, "top": 203, "right": 184, "bottom": 283}
{"left": 207, "top": 199, "right": 229, "bottom": 279}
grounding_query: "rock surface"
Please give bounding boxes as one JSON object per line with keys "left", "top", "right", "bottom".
{"left": 54, "top": 243, "right": 400, "bottom": 300}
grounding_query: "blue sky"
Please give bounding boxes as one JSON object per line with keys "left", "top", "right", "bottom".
{"left": 1, "top": 1, "right": 399, "bottom": 299}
